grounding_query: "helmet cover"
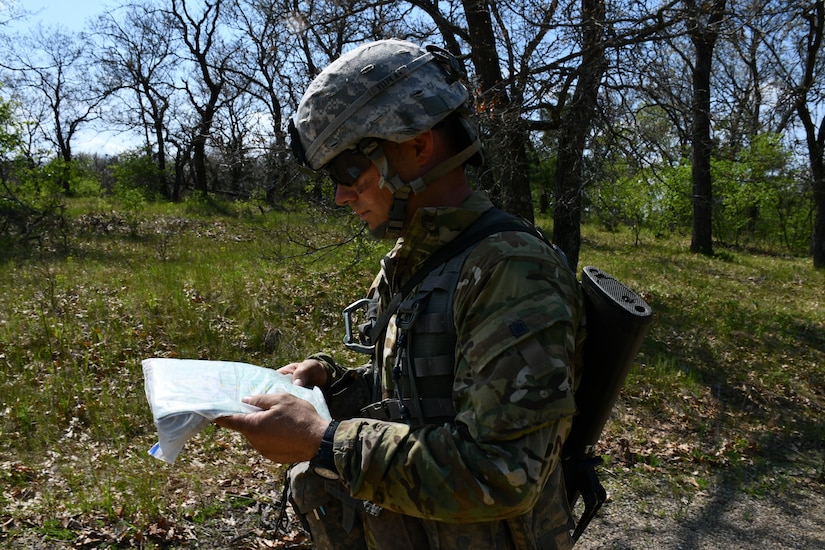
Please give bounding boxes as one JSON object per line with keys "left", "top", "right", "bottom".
{"left": 292, "top": 39, "right": 469, "bottom": 171}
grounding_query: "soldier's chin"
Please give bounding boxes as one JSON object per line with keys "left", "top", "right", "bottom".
{"left": 368, "top": 221, "right": 389, "bottom": 240}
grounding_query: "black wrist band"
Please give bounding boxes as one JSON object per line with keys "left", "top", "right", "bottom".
{"left": 311, "top": 420, "right": 340, "bottom": 480}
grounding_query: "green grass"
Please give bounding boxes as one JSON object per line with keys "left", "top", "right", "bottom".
{"left": 0, "top": 197, "right": 381, "bottom": 547}
{"left": 0, "top": 201, "right": 823, "bottom": 547}
{"left": 563, "top": 221, "right": 825, "bottom": 503}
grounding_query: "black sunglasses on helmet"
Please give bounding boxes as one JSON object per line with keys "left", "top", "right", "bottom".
{"left": 325, "top": 148, "right": 373, "bottom": 187}
{"left": 288, "top": 118, "right": 310, "bottom": 169}
{"left": 289, "top": 118, "right": 373, "bottom": 187}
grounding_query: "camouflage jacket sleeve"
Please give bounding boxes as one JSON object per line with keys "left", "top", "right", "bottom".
{"left": 333, "top": 229, "right": 586, "bottom": 522}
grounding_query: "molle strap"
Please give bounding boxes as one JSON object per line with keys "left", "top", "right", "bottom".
{"left": 419, "top": 272, "right": 456, "bottom": 293}
{"left": 361, "top": 399, "right": 407, "bottom": 421}
{"left": 412, "top": 355, "right": 454, "bottom": 377}
{"left": 395, "top": 298, "right": 421, "bottom": 330}
{"left": 406, "top": 397, "right": 456, "bottom": 419}
{"left": 368, "top": 208, "right": 546, "bottom": 427}
{"left": 415, "top": 312, "right": 448, "bottom": 333}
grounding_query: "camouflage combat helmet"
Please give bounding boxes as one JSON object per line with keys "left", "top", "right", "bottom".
{"left": 289, "top": 38, "right": 481, "bottom": 238}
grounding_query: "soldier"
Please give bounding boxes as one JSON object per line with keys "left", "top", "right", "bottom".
{"left": 216, "top": 38, "right": 586, "bottom": 549}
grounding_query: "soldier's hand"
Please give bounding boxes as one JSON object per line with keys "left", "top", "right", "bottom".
{"left": 215, "top": 393, "right": 328, "bottom": 463}
{"left": 278, "top": 358, "right": 328, "bottom": 388}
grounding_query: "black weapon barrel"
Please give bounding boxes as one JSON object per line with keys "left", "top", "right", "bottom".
{"left": 565, "top": 266, "right": 654, "bottom": 458}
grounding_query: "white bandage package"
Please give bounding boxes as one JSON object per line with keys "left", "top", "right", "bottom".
{"left": 142, "top": 358, "right": 331, "bottom": 463}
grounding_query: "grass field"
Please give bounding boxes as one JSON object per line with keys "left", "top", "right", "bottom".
{"left": 1, "top": 197, "right": 823, "bottom": 548}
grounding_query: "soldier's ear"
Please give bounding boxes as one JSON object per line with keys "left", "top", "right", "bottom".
{"left": 411, "top": 130, "right": 435, "bottom": 167}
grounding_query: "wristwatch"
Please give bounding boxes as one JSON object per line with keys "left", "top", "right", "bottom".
{"left": 311, "top": 420, "right": 340, "bottom": 480}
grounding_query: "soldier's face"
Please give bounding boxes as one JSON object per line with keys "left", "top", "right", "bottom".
{"left": 334, "top": 163, "right": 393, "bottom": 231}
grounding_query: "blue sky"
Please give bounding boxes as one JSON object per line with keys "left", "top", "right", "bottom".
{"left": 5, "top": 0, "right": 112, "bottom": 32}
{"left": 3, "top": 1, "right": 131, "bottom": 155}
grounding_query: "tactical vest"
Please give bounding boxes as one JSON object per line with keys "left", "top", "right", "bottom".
{"left": 347, "top": 207, "right": 561, "bottom": 427}
{"left": 359, "top": 245, "right": 471, "bottom": 427}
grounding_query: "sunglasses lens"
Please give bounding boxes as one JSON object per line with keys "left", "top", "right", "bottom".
{"left": 326, "top": 149, "right": 372, "bottom": 186}
{"left": 288, "top": 119, "right": 310, "bottom": 168}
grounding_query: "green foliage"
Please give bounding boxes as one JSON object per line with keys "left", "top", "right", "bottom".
{"left": 110, "top": 147, "right": 166, "bottom": 200}
{"left": 653, "top": 162, "right": 695, "bottom": 235}
{"left": 589, "top": 158, "right": 693, "bottom": 240}
{"left": 713, "top": 133, "right": 810, "bottom": 253}
{"left": 1, "top": 94, "right": 107, "bottom": 250}
{"left": 0, "top": 93, "right": 22, "bottom": 159}
{"left": 580, "top": 133, "right": 810, "bottom": 254}
{"left": 591, "top": 161, "right": 652, "bottom": 239}
{"left": 66, "top": 156, "right": 104, "bottom": 198}
{"left": 0, "top": 160, "right": 67, "bottom": 251}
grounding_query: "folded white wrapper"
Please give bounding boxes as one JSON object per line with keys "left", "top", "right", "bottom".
{"left": 142, "top": 358, "right": 331, "bottom": 463}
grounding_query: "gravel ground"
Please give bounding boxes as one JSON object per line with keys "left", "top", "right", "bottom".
{"left": 575, "top": 480, "right": 825, "bottom": 549}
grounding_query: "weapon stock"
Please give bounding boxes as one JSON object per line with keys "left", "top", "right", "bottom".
{"left": 563, "top": 266, "right": 653, "bottom": 541}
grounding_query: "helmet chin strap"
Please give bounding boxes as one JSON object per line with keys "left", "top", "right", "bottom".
{"left": 362, "top": 138, "right": 482, "bottom": 240}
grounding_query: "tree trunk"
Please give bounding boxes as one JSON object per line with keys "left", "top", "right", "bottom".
{"left": 799, "top": 97, "right": 825, "bottom": 268}
{"left": 811, "top": 149, "right": 825, "bottom": 268}
{"left": 689, "top": 41, "right": 715, "bottom": 256}
{"left": 686, "top": 0, "right": 726, "bottom": 256}
{"left": 172, "top": 146, "right": 187, "bottom": 202}
{"left": 192, "top": 121, "right": 210, "bottom": 195}
{"left": 190, "top": 71, "right": 223, "bottom": 196}
{"left": 149, "top": 95, "right": 170, "bottom": 200}
{"left": 552, "top": 0, "right": 607, "bottom": 269}
{"left": 169, "top": 0, "right": 227, "bottom": 196}
{"left": 797, "top": 0, "right": 825, "bottom": 268}
{"left": 461, "top": 0, "right": 533, "bottom": 221}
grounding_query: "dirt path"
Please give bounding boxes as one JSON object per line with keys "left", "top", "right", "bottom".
{"left": 576, "top": 481, "right": 825, "bottom": 549}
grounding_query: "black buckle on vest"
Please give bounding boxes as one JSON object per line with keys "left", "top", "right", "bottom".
{"left": 395, "top": 300, "right": 421, "bottom": 330}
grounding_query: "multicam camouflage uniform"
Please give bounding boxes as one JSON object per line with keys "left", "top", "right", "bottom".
{"left": 289, "top": 191, "right": 586, "bottom": 549}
